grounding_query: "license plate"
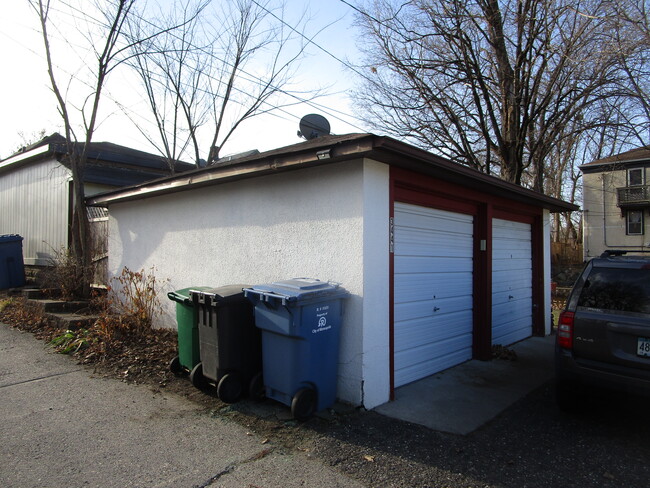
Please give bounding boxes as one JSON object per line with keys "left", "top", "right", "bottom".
{"left": 637, "top": 337, "right": 650, "bottom": 357}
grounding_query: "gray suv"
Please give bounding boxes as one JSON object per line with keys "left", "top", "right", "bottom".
{"left": 555, "top": 250, "right": 650, "bottom": 411}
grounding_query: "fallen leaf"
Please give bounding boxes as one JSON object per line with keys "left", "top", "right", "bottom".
{"left": 363, "top": 455, "right": 375, "bottom": 462}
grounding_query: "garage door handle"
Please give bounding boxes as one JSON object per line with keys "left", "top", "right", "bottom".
{"left": 433, "top": 307, "right": 440, "bottom": 312}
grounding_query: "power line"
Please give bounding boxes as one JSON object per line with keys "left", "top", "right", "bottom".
{"left": 55, "top": 0, "right": 369, "bottom": 132}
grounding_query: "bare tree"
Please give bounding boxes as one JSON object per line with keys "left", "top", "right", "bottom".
{"left": 31, "top": 0, "right": 184, "bottom": 296}
{"left": 126, "top": 0, "right": 312, "bottom": 168}
{"left": 352, "top": 0, "right": 648, "bottom": 188}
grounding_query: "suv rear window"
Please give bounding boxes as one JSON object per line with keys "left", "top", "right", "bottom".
{"left": 577, "top": 267, "right": 650, "bottom": 314}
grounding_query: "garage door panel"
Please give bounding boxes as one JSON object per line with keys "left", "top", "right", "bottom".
{"left": 492, "top": 248, "right": 531, "bottom": 260}
{"left": 492, "top": 321, "right": 531, "bottom": 346}
{"left": 493, "top": 220, "right": 530, "bottom": 235}
{"left": 395, "top": 228, "right": 474, "bottom": 257}
{"left": 492, "top": 258, "right": 532, "bottom": 272}
{"left": 492, "top": 298, "right": 532, "bottom": 318}
{"left": 394, "top": 255, "right": 473, "bottom": 274}
{"left": 394, "top": 311, "right": 474, "bottom": 352}
{"left": 492, "top": 276, "right": 532, "bottom": 294}
{"left": 394, "top": 296, "right": 473, "bottom": 322}
{"left": 492, "top": 218, "right": 532, "bottom": 346}
{"left": 394, "top": 342, "right": 473, "bottom": 387}
{"left": 394, "top": 202, "right": 474, "bottom": 387}
{"left": 396, "top": 206, "right": 474, "bottom": 234}
{"left": 395, "top": 272, "right": 473, "bottom": 303}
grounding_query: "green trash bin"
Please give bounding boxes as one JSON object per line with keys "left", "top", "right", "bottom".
{"left": 167, "top": 286, "right": 213, "bottom": 374}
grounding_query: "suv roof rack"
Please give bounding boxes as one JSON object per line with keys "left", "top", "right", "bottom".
{"left": 600, "top": 249, "right": 650, "bottom": 258}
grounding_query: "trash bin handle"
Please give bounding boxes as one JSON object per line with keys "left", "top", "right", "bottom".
{"left": 244, "top": 289, "right": 295, "bottom": 306}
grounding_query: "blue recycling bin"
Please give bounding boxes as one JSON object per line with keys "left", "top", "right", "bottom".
{"left": 244, "top": 278, "right": 349, "bottom": 419}
{"left": 0, "top": 235, "right": 25, "bottom": 289}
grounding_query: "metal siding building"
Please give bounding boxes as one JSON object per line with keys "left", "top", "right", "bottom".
{"left": 0, "top": 133, "right": 192, "bottom": 267}
{"left": 0, "top": 158, "right": 70, "bottom": 265}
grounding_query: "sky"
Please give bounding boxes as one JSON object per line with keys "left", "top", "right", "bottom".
{"left": 0, "top": 0, "right": 368, "bottom": 161}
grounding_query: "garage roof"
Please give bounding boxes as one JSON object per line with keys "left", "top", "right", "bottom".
{"left": 0, "top": 133, "right": 194, "bottom": 186}
{"left": 86, "top": 133, "right": 577, "bottom": 213}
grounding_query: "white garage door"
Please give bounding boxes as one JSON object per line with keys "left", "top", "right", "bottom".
{"left": 492, "top": 219, "right": 533, "bottom": 346}
{"left": 393, "top": 203, "right": 474, "bottom": 387}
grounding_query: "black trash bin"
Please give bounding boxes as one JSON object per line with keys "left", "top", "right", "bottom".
{"left": 189, "top": 285, "right": 262, "bottom": 404}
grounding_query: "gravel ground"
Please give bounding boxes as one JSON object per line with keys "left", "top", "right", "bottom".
{"left": 206, "top": 379, "right": 650, "bottom": 488}
{"left": 315, "top": 387, "right": 650, "bottom": 487}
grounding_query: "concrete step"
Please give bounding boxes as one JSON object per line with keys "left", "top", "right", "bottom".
{"left": 26, "top": 299, "right": 90, "bottom": 314}
{"left": 21, "top": 288, "right": 46, "bottom": 299}
{"left": 46, "top": 312, "right": 98, "bottom": 331}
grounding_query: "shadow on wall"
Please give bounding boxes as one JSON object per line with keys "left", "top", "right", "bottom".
{"left": 109, "top": 162, "right": 365, "bottom": 324}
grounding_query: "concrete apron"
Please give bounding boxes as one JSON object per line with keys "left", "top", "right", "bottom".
{"left": 374, "top": 335, "right": 555, "bottom": 435}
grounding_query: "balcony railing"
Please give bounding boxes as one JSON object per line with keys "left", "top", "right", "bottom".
{"left": 617, "top": 185, "right": 650, "bottom": 207}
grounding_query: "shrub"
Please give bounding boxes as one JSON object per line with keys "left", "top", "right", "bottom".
{"left": 39, "top": 247, "right": 91, "bottom": 300}
{"left": 93, "top": 266, "right": 166, "bottom": 339}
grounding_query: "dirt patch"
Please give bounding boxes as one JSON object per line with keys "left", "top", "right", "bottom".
{"left": 0, "top": 295, "right": 176, "bottom": 385}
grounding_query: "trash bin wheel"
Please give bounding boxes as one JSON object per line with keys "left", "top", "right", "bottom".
{"left": 217, "top": 373, "right": 243, "bottom": 404}
{"left": 248, "top": 372, "right": 265, "bottom": 401}
{"left": 168, "top": 356, "right": 182, "bottom": 375}
{"left": 291, "top": 387, "right": 317, "bottom": 420}
{"left": 190, "top": 362, "right": 207, "bottom": 390}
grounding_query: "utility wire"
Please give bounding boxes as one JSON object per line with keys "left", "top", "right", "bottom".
{"left": 55, "top": 0, "right": 370, "bottom": 132}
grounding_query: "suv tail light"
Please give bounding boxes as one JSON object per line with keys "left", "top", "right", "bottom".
{"left": 557, "top": 311, "right": 574, "bottom": 349}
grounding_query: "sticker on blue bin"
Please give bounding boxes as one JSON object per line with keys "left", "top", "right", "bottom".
{"left": 313, "top": 306, "right": 332, "bottom": 334}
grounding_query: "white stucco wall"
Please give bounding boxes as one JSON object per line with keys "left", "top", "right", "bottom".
{"left": 107, "top": 159, "right": 391, "bottom": 407}
{"left": 360, "top": 161, "right": 390, "bottom": 409}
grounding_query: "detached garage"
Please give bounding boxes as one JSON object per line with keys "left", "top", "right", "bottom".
{"left": 87, "top": 133, "right": 576, "bottom": 409}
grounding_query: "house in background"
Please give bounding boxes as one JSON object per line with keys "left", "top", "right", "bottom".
{"left": 88, "top": 133, "right": 576, "bottom": 409}
{"left": 581, "top": 147, "right": 650, "bottom": 259}
{"left": 0, "top": 133, "right": 193, "bottom": 274}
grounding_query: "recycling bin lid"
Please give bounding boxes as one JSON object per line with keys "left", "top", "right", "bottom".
{"left": 0, "top": 234, "right": 23, "bottom": 243}
{"left": 245, "top": 278, "right": 348, "bottom": 302}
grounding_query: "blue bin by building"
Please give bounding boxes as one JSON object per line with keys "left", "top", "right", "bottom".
{"left": 244, "top": 278, "right": 349, "bottom": 419}
{"left": 0, "top": 235, "right": 25, "bottom": 289}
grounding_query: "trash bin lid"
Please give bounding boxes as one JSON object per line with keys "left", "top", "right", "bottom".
{"left": 245, "top": 278, "right": 348, "bottom": 302}
{"left": 168, "top": 286, "right": 213, "bottom": 305}
{"left": 0, "top": 234, "right": 23, "bottom": 243}
{"left": 189, "top": 284, "right": 249, "bottom": 303}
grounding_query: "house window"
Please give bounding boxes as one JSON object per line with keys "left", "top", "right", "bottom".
{"left": 628, "top": 168, "right": 644, "bottom": 186}
{"left": 626, "top": 210, "right": 644, "bottom": 235}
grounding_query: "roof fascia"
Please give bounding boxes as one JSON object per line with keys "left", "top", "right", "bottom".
{"left": 580, "top": 158, "right": 650, "bottom": 173}
{"left": 371, "top": 137, "right": 578, "bottom": 213}
{"left": 87, "top": 133, "right": 576, "bottom": 213}
{"left": 0, "top": 145, "right": 54, "bottom": 172}
{"left": 87, "top": 136, "right": 376, "bottom": 206}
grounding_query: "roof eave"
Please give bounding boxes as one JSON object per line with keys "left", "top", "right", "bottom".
{"left": 87, "top": 134, "right": 577, "bottom": 213}
{"left": 87, "top": 136, "right": 376, "bottom": 206}
{"left": 371, "top": 137, "right": 578, "bottom": 213}
{"left": 0, "top": 144, "right": 56, "bottom": 172}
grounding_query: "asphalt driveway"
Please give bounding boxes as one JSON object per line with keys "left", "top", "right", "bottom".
{"left": 0, "top": 324, "right": 363, "bottom": 488}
